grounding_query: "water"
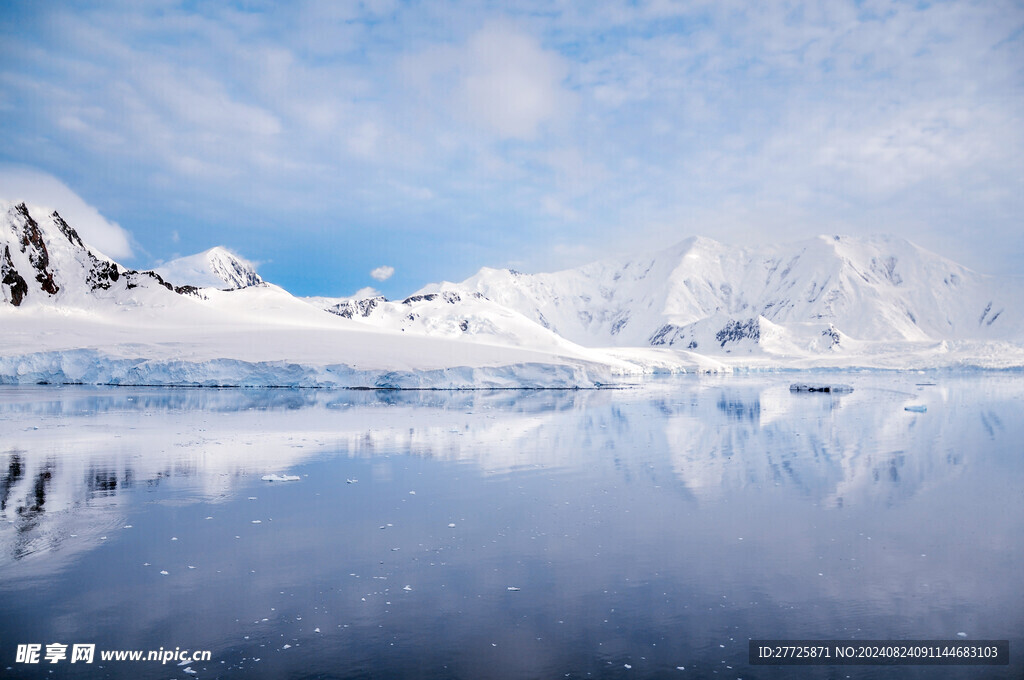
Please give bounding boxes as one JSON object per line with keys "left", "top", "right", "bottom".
{"left": 0, "top": 374, "right": 1021, "bottom": 679}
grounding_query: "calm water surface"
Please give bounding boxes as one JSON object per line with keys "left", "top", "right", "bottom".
{"left": 0, "top": 373, "right": 1021, "bottom": 679}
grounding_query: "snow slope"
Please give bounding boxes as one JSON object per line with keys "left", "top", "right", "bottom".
{"left": 154, "top": 246, "right": 263, "bottom": 289}
{"left": 310, "top": 288, "right": 592, "bottom": 353}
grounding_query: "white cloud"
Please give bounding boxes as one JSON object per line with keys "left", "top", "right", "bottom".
{"left": 349, "top": 286, "right": 381, "bottom": 299}
{"left": 370, "top": 265, "right": 394, "bottom": 281}
{"left": 406, "top": 24, "right": 575, "bottom": 141}
{"left": 460, "top": 26, "right": 574, "bottom": 140}
{"left": 541, "top": 196, "right": 579, "bottom": 222}
{"left": 348, "top": 121, "right": 382, "bottom": 158}
{"left": 0, "top": 165, "right": 134, "bottom": 259}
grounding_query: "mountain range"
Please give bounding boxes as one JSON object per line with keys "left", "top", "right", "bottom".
{"left": 2, "top": 200, "right": 1021, "bottom": 386}
{"left": 304, "top": 233, "right": 1021, "bottom": 359}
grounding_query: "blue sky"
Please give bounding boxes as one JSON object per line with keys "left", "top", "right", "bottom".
{"left": 1, "top": 0, "right": 1022, "bottom": 298}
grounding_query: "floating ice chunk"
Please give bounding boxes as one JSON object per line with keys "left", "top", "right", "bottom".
{"left": 409, "top": 490, "right": 416, "bottom": 495}
{"left": 403, "top": 585, "right": 413, "bottom": 591}
{"left": 183, "top": 666, "right": 196, "bottom": 674}
{"left": 448, "top": 523, "right": 456, "bottom": 528}
{"left": 624, "top": 664, "right": 632, "bottom": 669}
{"left": 282, "top": 644, "right": 291, "bottom": 650}
{"left": 188, "top": 565, "right": 196, "bottom": 569}
{"left": 790, "top": 383, "right": 853, "bottom": 393}
{"left": 905, "top": 405, "right": 927, "bottom": 413}
{"left": 160, "top": 570, "right": 169, "bottom": 575}
{"left": 262, "top": 474, "right": 300, "bottom": 482}
{"left": 314, "top": 627, "right": 320, "bottom": 633}
{"left": 507, "top": 586, "right": 521, "bottom": 591}
{"left": 346, "top": 479, "right": 358, "bottom": 484}
{"left": 957, "top": 632, "right": 967, "bottom": 637}
{"left": 252, "top": 520, "right": 262, "bottom": 524}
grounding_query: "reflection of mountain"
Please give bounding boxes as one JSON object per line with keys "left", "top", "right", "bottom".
{"left": 1, "top": 377, "right": 1021, "bottom": 573}
{"left": 663, "top": 378, "right": 1024, "bottom": 509}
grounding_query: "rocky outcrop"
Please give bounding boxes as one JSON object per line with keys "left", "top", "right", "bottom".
{"left": 1, "top": 245, "right": 29, "bottom": 306}
{"left": 327, "top": 296, "right": 388, "bottom": 319}
{"left": 52, "top": 211, "right": 85, "bottom": 249}
{"left": 124, "top": 269, "right": 173, "bottom": 291}
{"left": 14, "top": 203, "right": 59, "bottom": 296}
{"left": 715, "top": 318, "right": 760, "bottom": 347}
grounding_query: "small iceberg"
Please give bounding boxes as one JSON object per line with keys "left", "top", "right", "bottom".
{"left": 904, "top": 405, "right": 927, "bottom": 413}
{"left": 262, "top": 474, "right": 301, "bottom": 482}
{"left": 790, "top": 383, "right": 853, "bottom": 393}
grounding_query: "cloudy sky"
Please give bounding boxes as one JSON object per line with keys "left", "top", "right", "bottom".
{"left": 1, "top": 0, "right": 1021, "bottom": 297}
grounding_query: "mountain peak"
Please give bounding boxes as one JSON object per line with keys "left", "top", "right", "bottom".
{"left": 1, "top": 200, "right": 186, "bottom": 307}
{"left": 155, "top": 246, "right": 263, "bottom": 290}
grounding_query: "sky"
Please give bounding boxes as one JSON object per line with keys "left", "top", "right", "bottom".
{"left": 1, "top": 0, "right": 1022, "bottom": 298}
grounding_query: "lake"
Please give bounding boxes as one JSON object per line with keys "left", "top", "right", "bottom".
{"left": 1, "top": 373, "right": 1021, "bottom": 679}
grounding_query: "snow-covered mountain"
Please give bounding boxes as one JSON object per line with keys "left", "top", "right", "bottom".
{"left": 3, "top": 199, "right": 1022, "bottom": 384}
{"left": 154, "top": 246, "right": 263, "bottom": 290}
{"left": 408, "top": 234, "right": 1022, "bottom": 353}
{"left": 0, "top": 201, "right": 197, "bottom": 309}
